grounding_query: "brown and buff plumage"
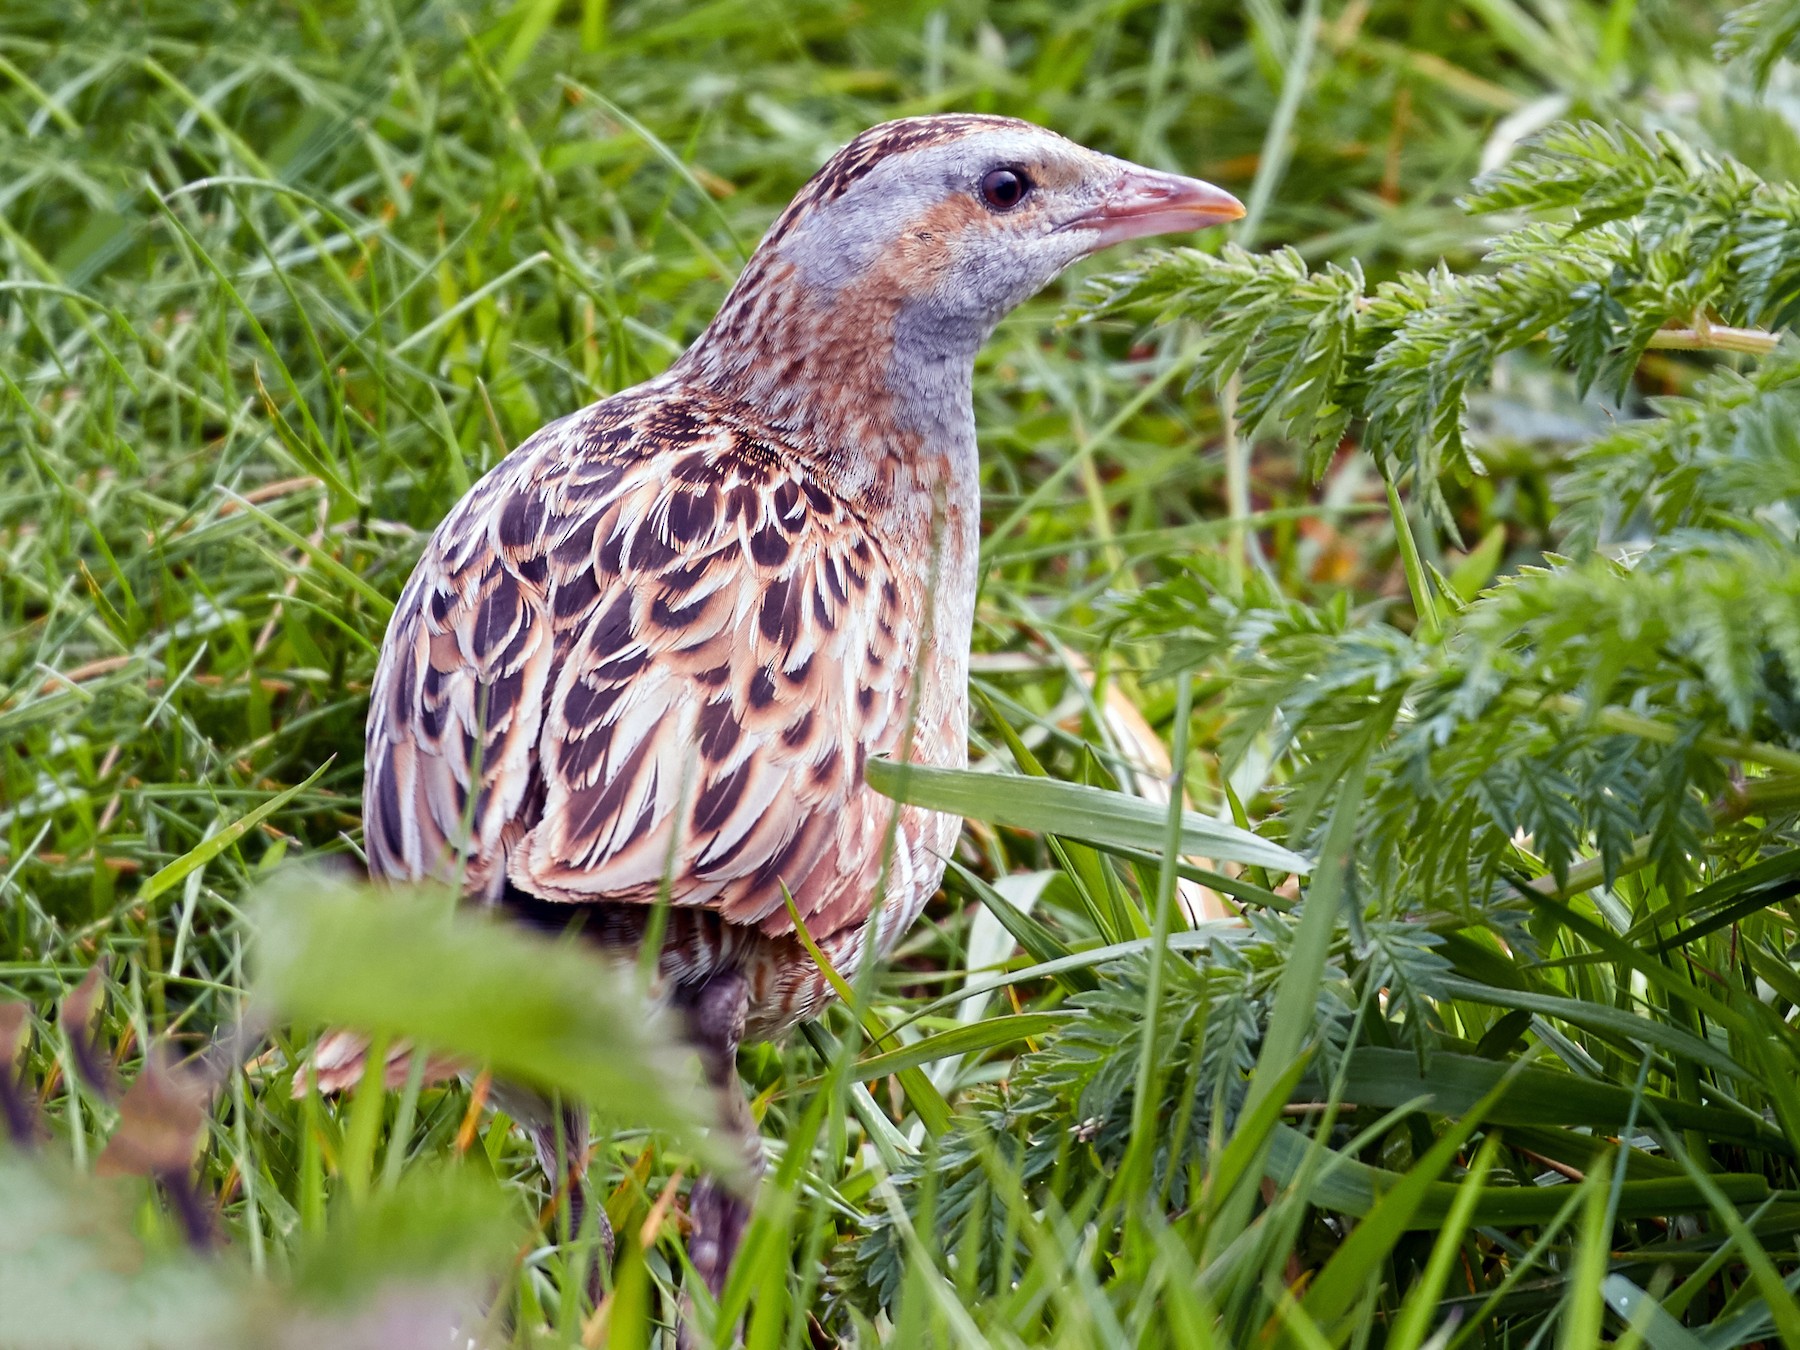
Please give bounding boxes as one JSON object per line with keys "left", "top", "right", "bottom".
{"left": 363, "top": 380, "right": 963, "bottom": 1037}
{"left": 336, "top": 113, "right": 1243, "bottom": 1320}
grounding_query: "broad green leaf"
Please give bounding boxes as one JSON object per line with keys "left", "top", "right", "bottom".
{"left": 1263, "top": 1125, "right": 1777, "bottom": 1227}
{"left": 291, "top": 1164, "right": 521, "bottom": 1303}
{"left": 1302, "top": 1048, "right": 1786, "bottom": 1148}
{"left": 864, "top": 759, "right": 1310, "bottom": 875}
{"left": 1448, "top": 523, "right": 1508, "bottom": 600}
{"left": 249, "top": 870, "right": 731, "bottom": 1173}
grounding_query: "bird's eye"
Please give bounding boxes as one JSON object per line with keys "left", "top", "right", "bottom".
{"left": 979, "top": 167, "right": 1031, "bottom": 211}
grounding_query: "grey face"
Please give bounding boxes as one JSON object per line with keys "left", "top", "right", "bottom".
{"left": 772, "top": 123, "right": 1245, "bottom": 352}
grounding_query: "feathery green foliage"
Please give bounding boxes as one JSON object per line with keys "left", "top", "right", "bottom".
{"left": 1079, "top": 120, "right": 1800, "bottom": 526}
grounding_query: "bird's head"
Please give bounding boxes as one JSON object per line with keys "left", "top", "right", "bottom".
{"left": 766, "top": 115, "right": 1242, "bottom": 339}
{"left": 681, "top": 115, "right": 1243, "bottom": 443}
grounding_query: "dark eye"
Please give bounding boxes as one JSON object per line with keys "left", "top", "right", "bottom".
{"left": 979, "top": 167, "right": 1031, "bottom": 211}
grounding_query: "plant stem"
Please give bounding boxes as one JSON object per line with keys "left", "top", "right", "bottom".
{"left": 1529, "top": 775, "right": 1800, "bottom": 899}
{"left": 1236, "top": 0, "right": 1321, "bottom": 249}
{"left": 1222, "top": 375, "right": 1249, "bottom": 595}
{"left": 1645, "top": 325, "right": 1779, "bottom": 356}
{"left": 1125, "top": 674, "right": 1193, "bottom": 1196}
{"left": 1387, "top": 478, "right": 1441, "bottom": 641}
{"left": 1536, "top": 693, "right": 1800, "bottom": 776}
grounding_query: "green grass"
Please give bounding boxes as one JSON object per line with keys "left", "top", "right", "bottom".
{"left": 5, "top": 0, "right": 1800, "bottom": 1345}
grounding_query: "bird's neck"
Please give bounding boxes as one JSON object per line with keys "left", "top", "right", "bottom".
{"left": 676, "top": 251, "right": 987, "bottom": 725}
{"left": 674, "top": 255, "right": 984, "bottom": 523}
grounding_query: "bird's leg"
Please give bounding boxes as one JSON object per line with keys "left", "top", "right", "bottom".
{"left": 675, "top": 969, "right": 761, "bottom": 1343}
{"left": 530, "top": 1100, "right": 613, "bottom": 1303}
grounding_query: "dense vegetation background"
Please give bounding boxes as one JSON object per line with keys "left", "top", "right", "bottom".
{"left": 4, "top": 0, "right": 1800, "bottom": 1344}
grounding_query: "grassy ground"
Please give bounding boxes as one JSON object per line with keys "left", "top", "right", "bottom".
{"left": 5, "top": 0, "right": 1800, "bottom": 1345}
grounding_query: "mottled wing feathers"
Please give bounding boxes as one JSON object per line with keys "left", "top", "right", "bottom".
{"left": 364, "top": 385, "right": 915, "bottom": 941}
{"left": 364, "top": 463, "right": 557, "bottom": 902}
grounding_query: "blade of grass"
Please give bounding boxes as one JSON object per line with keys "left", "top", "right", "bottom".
{"left": 1302, "top": 1060, "right": 1526, "bottom": 1327}
{"left": 138, "top": 761, "right": 332, "bottom": 906}
{"left": 864, "top": 759, "right": 1309, "bottom": 875}
{"left": 1211, "top": 740, "right": 1367, "bottom": 1250}
{"left": 1386, "top": 1133, "right": 1504, "bottom": 1350}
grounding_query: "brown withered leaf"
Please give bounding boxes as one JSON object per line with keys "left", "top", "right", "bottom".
{"left": 95, "top": 1043, "right": 210, "bottom": 1180}
{"left": 0, "top": 1001, "right": 37, "bottom": 1145}
{"left": 0, "top": 1001, "right": 29, "bottom": 1070}
{"left": 59, "top": 961, "right": 106, "bottom": 1036}
{"left": 59, "top": 959, "right": 117, "bottom": 1100}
